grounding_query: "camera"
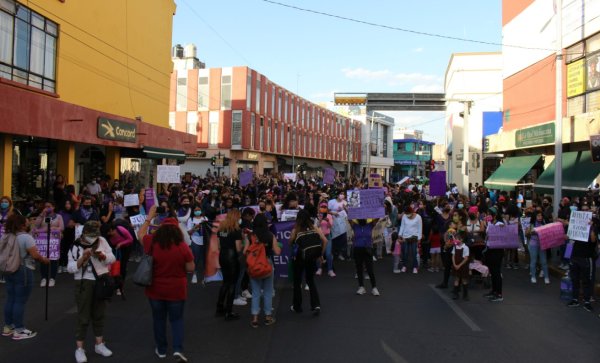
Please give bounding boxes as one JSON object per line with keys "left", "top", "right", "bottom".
{"left": 44, "top": 217, "right": 51, "bottom": 224}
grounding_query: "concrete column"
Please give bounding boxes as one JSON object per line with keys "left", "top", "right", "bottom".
{"left": 0, "top": 134, "right": 12, "bottom": 197}
{"left": 105, "top": 147, "right": 120, "bottom": 181}
{"left": 57, "top": 141, "right": 75, "bottom": 185}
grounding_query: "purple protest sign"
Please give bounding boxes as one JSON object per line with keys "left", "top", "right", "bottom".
{"left": 429, "top": 171, "right": 446, "bottom": 197}
{"left": 34, "top": 230, "right": 61, "bottom": 260}
{"left": 145, "top": 188, "right": 155, "bottom": 210}
{"left": 271, "top": 221, "right": 294, "bottom": 279}
{"left": 239, "top": 170, "right": 253, "bottom": 187}
{"left": 347, "top": 189, "right": 386, "bottom": 220}
{"left": 486, "top": 224, "right": 520, "bottom": 249}
{"left": 536, "top": 222, "right": 566, "bottom": 250}
{"left": 323, "top": 168, "right": 335, "bottom": 184}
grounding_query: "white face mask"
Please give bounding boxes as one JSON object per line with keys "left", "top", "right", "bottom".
{"left": 84, "top": 236, "right": 97, "bottom": 244}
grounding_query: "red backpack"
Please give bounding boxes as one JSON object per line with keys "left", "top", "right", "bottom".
{"left": 246, "top": 235, "right": 273, "bottom": 279}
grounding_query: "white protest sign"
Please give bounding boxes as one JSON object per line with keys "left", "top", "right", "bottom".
{"left": 123, "top": 193, "right": 140, "bottom": 207}
{"left": 567, "top": 211, "right": 592, "bottom": 242}
{"left": 130, "top": 214, "right": 146, "bottom": 226}
{"left": 157, "top": 165, "right": 181, "bottom": 184}
{"left": 283, "top": 173, "right": 297, "bottom": 182}
{"left": 281, "top": 209, "right": 299, "bottom": 221}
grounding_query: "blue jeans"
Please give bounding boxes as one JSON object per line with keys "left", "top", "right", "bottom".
{"left": 528, "top": 243, "right": 548, "bottom": 278}
{"left": 190, "top": 243, "right": 205, "bottom": 278}
{"left": 249, "top": 272, "right": 274, "bottom": 316}
{"left": 401, "top": 239, "right": 419, "bottom": 270}
{"left": 316, "top": 235, "right": 334, "bottom": 272}
{"left": 3, "top": 266, "right": 34, "bottom": 330}
{"left": 148, "top": 299, "right": 186, "bottom": 355}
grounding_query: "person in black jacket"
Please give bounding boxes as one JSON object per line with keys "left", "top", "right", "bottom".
{"left": 566, "top": 213, "right": 598, "bottom": 313}
{"left": 73, "top": 196, "right": 100, "bottom": 225}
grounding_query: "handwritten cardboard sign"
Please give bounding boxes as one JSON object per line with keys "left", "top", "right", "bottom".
{"left": 486, "top": 223, "right": 520, "bottom": 249}
{"left": 535, "top": 222, "right": 566, "bottom": 250}
{"left": 123, "top": 193, "right": 140, "bottom": 207}
{"left": 347, "top": 189, "right": 385, "bottom": 220}
{"left": 33, "top": 230, "right": 61, "bottom": 260}
{"left": 130, "top": 214, "right": 146, "bottom": 226}
{"left": 567, "top": 211, "right": 592, "bottom": 242}
{"left": 283, "top": 173, "right": 297, "bottom": 182}
{"left": 157, "top": 165, "right": 181, "bottom": 184}
{"left": 368, "top": 173, "right": 382, "bottom": 188}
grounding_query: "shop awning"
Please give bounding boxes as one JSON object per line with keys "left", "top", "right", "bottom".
{"left": 484, "top": 155, "right": 541, "bottom": 191}
{"left": 143, "top": 146, "right": 186, "bottom": 161}
{"left": 534, "top": 151, "right": 600, "bottom": 195}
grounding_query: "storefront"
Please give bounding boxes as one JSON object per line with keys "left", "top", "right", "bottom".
{"left": 484, "top": 155, "right": 543, "bottom": 192}
{"left": 534, "top": 150, "right": 600, "bottom": 196}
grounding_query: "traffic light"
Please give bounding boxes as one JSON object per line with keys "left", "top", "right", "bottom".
{"left": 211, "top": 156, "right": 216, "bottom": 166}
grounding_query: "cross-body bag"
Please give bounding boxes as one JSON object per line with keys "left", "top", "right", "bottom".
{"left": 89, "top": 259, "right": 116, "bottom": 301}
{"left": 132, "top": 241, "right": 154, "bottom": 287}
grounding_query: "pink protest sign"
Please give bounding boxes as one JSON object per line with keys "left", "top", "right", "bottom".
{"left": 535, "top": 222, "right": 566, "bottom": 251}
{"left": 486, "top": 223, "right": 520, "bottom": 249}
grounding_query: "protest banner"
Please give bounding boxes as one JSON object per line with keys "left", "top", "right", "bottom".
{"left": 130, "top": 214, "right": 146, "bottom": 227}
{"left": 145, "top": 188, "right": 156, "bottom": 209}
{"left": 33, "top": 230, "right": 61, "bottom": 260}
{"left": 368, "top": 173, "right": 382, "bottom": 188}
{"left": 323, "top": 168, "right": 335, "bottom": 184}
{"left": 429, "top": 171, "right": 446, "bottom": 197}
{"left": 280, "top": 209, "right": 299, "bottom": 221}
{"left": 347, "top": 189, "right": 385, "bottom": 220}
{"left": 157, "top": 165, "right": 181, "bottom": 184}
{"left": 239, "top": 170, "right": 253, "bottom": 187}
{"left": 486, "top": 224, "right": 520, "bottom": 249}
{"left": 283, "top": 173, "right": 297, "bottom": 182}
{"left": 271, "top": 221, "right": 294, "bottom": 279}
{"left": 123, "top": 193, "right": 140, "bottom": 207}
{"left": 536, "top": 222, "right": 566, "bottom": 250}
{"left": 567, "top": 210, "right": 592, "bottom": 242}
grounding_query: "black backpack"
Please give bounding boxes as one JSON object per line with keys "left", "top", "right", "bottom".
{"left": 294, "top": 230, "right": 322, "bottom": 261}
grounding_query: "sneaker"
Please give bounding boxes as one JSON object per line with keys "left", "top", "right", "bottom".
{"left": 40, "top": 278, "right": 47, "bottom": 287}
{"left": 530, "top": 277, "right": 537, "bottom": 284}
{"left": 427, "top": 267, "right": 435, "bottom": 272}
{"left": 116, "top": 289, "right": 122, "bottom": 296}
{"left": 233, "top": 297, "right": 247, "bottom": 306}
{"left": 544, "top": 277, "right": 550, "bottom": 284}
{"left": 512, "top": 264, "right": 519, "bottom": 270}
{"left": 483, "top": 291, "right": 495, "bottom": 299}
{"left": 489, "top": 294, "right": 504, "bottom": 302}
{"left": 94, "top": 342, "right": 113, "bottom": 357}
{"left": 393, "top": 269, "right": 401, "bottom": 274}
{"left": 559, "top": 263, "right": 569, "bottom": 271}
{"left": 304, "top": 284, "right": 310, "bottom": 291}
{"left": 567, "top": 300, "right": 580, "bottom": 308}
{"left": 412, "top": 268, "right": 418, "bottom": 274}
{"left": 12, "top": 328, "right": 37, "bottom": 340}
{"left": 241, "top": 289, "right": 253, "bottom": 299}
{"left": 364, "top": 275, "right": 370, "bottom": 280}
{"left": 173, "top": 351, "right": 188, "bottom": 363}
{"left": 354, "top": 273, "right": 358, "bottom": 278}
{"left": 372, "top": 287, "right": 380, "bottom": 296}
{"left": 315, "top": 268, "right": 322, "bottom": 276}
{"left": 400, "top": 267, "right": 407, "bottom": 273}
{"left": 312, "top": 307, "right": 321, "bottom": 316}
{"left": 155, "top": 348, "right": 166, "bottom": 359}
{"left": 356, "top": 286, "right": 366, "bottom": 295}
{"left": 75, "top": 348, "right": 87, "bottom": 363}
{"left": 372, "top": 256, "right": 377, "bottom": 262}
{"left": 338, "top": 255, "right": 345, "bottom": 261}
{"left": 290, "top": 305, "right": 302, "bottom": 313}
{"left": 328, "top": 270, "right": 336, "bottom": 277}
{"left": 191, "top": 274, "right": 198, "bottom": 284}
{"left": 48, "top": 279, "right": 55, "bottom": 287}
{"left": 583, "top": 303, "right": 593, "bottom": 312}
{"left": 539, "top": 271, "right": 544, "bottom": 278}
{"left": 264, "top": 315, "right": 276, "bottom": 325}
{"left": 2, "top": 325, "right": 14, "bottom": 337}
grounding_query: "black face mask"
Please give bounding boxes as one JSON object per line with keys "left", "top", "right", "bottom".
{"left": 83, "top": 205, "right": 92, "bottom": 210}
{"left": 468, "top": 214, "right": 477, "bottom": 220}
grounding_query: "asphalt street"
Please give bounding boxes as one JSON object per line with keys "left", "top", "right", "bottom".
{"left": 1, "top": 258, "right": 600, "bottom": 363}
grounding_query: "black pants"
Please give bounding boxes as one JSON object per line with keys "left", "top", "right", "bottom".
{"left": 217, "top": 251, "right": 240, "bottom": 313}
{"left": 292, "top": 256, "right": 320, "bottom": 311}
{"left": 354, "top": 247, "right": 376, "bottom": 288}
{"left": 570, "top": 256, "right": 593, "bottom": 302}
{"left": 59, "top": 228, "right": 75, "bottom": 267}
{"left": 485, "top": 249, "right": 504, "bottom": 295}
{"left": 440, "top": 251, "right": 452, "bottom": 285}
{"left": 118, "top": 245, "right": 131, "bottom": 280}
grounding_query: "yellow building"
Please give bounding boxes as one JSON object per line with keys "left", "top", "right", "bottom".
{"left": 0, "top": 0, "right": 194, "bottom": 200}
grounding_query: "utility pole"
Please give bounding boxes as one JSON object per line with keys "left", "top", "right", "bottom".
{"left": 462, "top": 101, "right": 472, "bottom": 196}
{"left": 553, "top": 0, "right": 563, "bottom": 217}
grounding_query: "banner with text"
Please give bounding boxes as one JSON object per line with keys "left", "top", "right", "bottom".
{"left": 323, "top": 168, "right": 335, "bottom": 184}
{"left": 33, "top": 230, "right": 61, "bottom": 260}
{"left": 486, "top": 224, "right": 520, "bottom": 249}
{"left": 347, "top": 189, "right": 385, "bottom": 220}
{"left": 536, "top": 222, "right": 566, "bottom": 250}
{"left": 157, "top": 165, "right": 181, "bottom": 184}
{"left": 271, "top": 221, "right": 294, "bottom": 279}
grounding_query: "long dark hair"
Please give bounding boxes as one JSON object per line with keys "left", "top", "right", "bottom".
{"left": 294, "top": 209, "right": 313, "bottom": 231}
{"left": 5, "top": 214, "right": 26, "bottom": 234}
{"left": 153, "top": 224, "right": 184, "bottom": 249}
{"left": 252, "top": 214, "right": 273, "bottom": 245}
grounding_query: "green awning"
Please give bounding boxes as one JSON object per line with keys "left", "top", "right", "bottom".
{"left": 143, "top": 146, "right": 186, "bottom": 161}
{"left": 484, "top": 155, "right": 541, "bottom": 191}
{"left": 534, "top": 151, "right": 600, "bottom": 195}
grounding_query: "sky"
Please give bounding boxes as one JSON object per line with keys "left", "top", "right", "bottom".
{"left": 172, "top": 0, "right": 502, "bottom": 144}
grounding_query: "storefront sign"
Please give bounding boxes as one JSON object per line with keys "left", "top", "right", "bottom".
{"left": 567, "top": 59, "right": 586, "bottom": 97}
{"left": 97, "top": 118, "right": 137, "bottom": 143}
{"left": 247, "top": 152, "right": 259, "bottom": 160}
{"left": 590, "top": 134, "right": 600, "bottom": 163}
{"left": 515, "top": 123, "right": 555, "bottom": 148}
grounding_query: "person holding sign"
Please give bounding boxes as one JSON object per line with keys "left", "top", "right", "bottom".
{"left": 525, "top": 211, "right": 550, "bottom": 284}
{"left": 33, "top": 201, "right": 64, "bottom": 288}
{"left": 484, "top": 208, "right": 506, "bottom": 302}
{"left": 2, "top": 214, "right": 50, "bottom": 340}
{"left": 566, "top": 210, "right": 598, "bottom": 313}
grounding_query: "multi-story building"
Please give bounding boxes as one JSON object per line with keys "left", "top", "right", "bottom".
{"left": 392, "top": 130, "right": 434, "bottom": 180}
{"left": 484, "top": 1, "right": 600, "bottom": 198}
{"left": 0, "top": 0, "right": 195, "bottom": 199}
{"left": 169, "top": 47, "right": 362, "bottom": 177}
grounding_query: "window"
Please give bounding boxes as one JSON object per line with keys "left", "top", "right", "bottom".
{"left": 221, "top": 73, "right": 232, "bottom": 109}
{"left": 208, "top": 111, "right": 219, "bottom": 146}
{"left": 246, "top": 72, "right": 252, "bottom": 110}
{"left": 198, "top": 74, "right": 209, "bottom": 110}
{"left": 271, "top": 85, "right": 275, "bottom": 116}
{"left": 256, "top": 77, "right": 261, "bottom": 113}
{"left": 259, "top": 116, "right": 264, "bottom": 150}
{"left": 231, "top": 110, "right": 242, "bottom": 147}
{"left": 284, "top": 93, "right": 288, "bottom": 121}
{"left": 267, "top": 119, "right": 271, "bottom": 151}
{"left": 0, "top": 1, "right": 57, "bottom": 92}
{"left": 264, "top": 83, "right": 268, "bottom": 116}
{"left": 277, "top": 89, "right": 282, "bottom": 120}
{"left": 250, "top": 113, "right": 255, "bottom": 149}
{"left": 274, "top": 122, "right": 278, "bottom": 152}
{"left": 280, "top": 123, "right": 284, "bottom": 153}
{"left": 186, "top": 113, "right": 197, "bottom": 135}
{"left": 176, "top": 77, "right": 187, "bottom": 111}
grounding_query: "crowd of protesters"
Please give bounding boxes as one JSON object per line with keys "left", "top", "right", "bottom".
{"left": 1, "top": 171, "right": 600, "bottom": 363}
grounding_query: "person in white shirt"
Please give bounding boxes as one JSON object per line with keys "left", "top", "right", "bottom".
{"left": 85, "top": 179, "right": 102, "bottom": 196}
{"left": 398, "top": 205, "right": 423, "bottom": 274}
{"left": 187, "top": 205, "right": 208, "bottom": 284}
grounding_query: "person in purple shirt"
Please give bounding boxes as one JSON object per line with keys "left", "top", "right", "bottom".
{"left": 351, "top": 219, "right": 380, "bottom": 296}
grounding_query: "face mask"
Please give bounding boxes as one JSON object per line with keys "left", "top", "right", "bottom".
{"left": 457, "top": 204, "right": 464, "bottom": 209}
{"left": 83, "top": 205, "right": 92, "bottom": 210}
{"left": 182, "top": 203, "right": 190, "bottom": 208}
{"left": 46, "top": 207, "right": 53, "bottom": 214}
{"left": 452, "top": 216, "right": 460, "bottom": 223}
{"left": 0, "top": 202, "right": 8, "bottom": 209}
{"left": 194, "top": 211, "right": 202, "bottom": 217}
{"left": 92, "top": 180, "right": 96, "bottom": 185}
{"left": 468, "top": 213, "right": 476, "bottom": 220}
{"left": 570, "top": 206, "right": 577, "bottom": 212}
{"left": 84, "top": 236, "right": 97, "bottom": 244}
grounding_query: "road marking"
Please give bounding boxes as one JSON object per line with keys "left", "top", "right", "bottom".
{"left": 429, "top": 284, "right": 482, "bottom": 332}
{"left": 381, "top": 340, "right": 409, "bottom": 363}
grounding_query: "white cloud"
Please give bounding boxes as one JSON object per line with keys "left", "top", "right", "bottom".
{"left": 412, "top": 47, "right": 424, "bottom": 53}
{"left": 410, "top": 83, "right": 444, "bottom": 93}
{"left": 341, "top": 67, "right": 442, "bottom": 90}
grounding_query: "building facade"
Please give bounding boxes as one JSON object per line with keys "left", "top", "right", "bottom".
{"left": 169, "top": 49, "right": 362, "bottom": 177}
{"left": 0, "top": 0, "right": 195, "bottom": 199}
{"left": 392, "top": 130, "right": 434, "bottom": 180}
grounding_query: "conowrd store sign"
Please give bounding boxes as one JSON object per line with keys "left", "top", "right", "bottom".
{"left": 515, "top": 123, "right": 554, "bottom": 148}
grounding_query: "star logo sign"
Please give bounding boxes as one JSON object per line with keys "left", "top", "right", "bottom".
{"left": 101, "top": 121, "right": 116, "bottom": 138}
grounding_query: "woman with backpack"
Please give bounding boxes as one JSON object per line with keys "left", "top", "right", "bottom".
{"left": 1, "top": 214, "right": 50, "bottom": 340}
{"left": 243, "top": 214, "right": 281, "bottom": 328}
{"left": 290, "top": 209, "right": 328, "bottom": 315}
